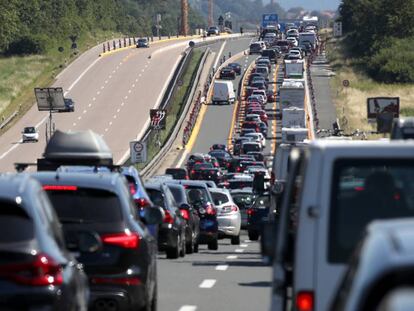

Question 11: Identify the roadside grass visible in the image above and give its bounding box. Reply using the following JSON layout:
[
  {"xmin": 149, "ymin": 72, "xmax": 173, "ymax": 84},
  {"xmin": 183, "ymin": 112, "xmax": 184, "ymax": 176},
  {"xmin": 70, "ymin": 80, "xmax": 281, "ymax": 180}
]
[
  {"xmin": 135, "ymin": 49, "xmax": 203, "ymax": 170},
  {"xmin": 0, "ymin": 30, "xmax": 121, "ymax": 133},
  {"xmin": 327, "ymin": 36, "xmax": 414, "ymax": 134}
]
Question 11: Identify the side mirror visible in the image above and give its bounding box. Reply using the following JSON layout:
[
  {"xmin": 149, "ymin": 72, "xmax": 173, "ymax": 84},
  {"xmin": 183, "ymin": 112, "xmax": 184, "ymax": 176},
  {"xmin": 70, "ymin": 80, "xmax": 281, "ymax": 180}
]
[
  {"xmin": 142, "ymin": 206, "xmax": 164, "ymax": 225},
  {"xmin": 260, "ymin": 220, "xmax": 278, "ymax": 265},
  {"xmin": 77, "ymin": 231, "xmax": 102, "ymax": 253}
]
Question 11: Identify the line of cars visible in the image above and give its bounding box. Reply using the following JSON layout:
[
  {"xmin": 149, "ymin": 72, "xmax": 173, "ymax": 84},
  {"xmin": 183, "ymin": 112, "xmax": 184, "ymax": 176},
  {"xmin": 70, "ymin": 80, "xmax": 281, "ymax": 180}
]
[{"xmin": 0, "ymin": 130, "xmax": 167, "ymax": 311}]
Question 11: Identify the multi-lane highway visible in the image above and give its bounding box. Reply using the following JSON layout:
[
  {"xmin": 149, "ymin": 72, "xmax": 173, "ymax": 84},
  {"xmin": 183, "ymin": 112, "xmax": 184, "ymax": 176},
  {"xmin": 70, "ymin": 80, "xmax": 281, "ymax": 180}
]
[{"xmin": 0, "ymin": 35, "xmax": 251, "ymax": 172}]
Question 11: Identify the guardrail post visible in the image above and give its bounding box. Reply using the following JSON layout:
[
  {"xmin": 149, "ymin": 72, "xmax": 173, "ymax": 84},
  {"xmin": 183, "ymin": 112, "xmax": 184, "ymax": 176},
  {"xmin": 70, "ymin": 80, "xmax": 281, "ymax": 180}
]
[
  {"xmin": 133, "ymin": 37, "xmax": 136, "ymax": 45},
  {"xmin": 123, "ymin": 38, "xmax": 126, "ymax": 47},
  {"xmin": 129, "ymin": 37, "xmax": 131, "ymax": 46},
  {"xmin": 103, "ymin": 44, "xmax": 106, "ymax": 53},
  {"xmin": 113, "ymin": 41, "xmax": 116, "ymax": 50},
  {"xmin": 168, "ymin": 33, "xmax": 171, "ymax": 39},
  {"xmin": 118, "ymin": 39, "xmax": 122, "ymax": 48}
]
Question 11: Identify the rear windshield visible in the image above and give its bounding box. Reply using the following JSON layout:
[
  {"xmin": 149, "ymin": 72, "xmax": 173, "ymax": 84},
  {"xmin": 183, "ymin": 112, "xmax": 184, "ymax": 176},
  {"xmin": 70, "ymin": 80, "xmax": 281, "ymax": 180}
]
[
  {"xmin": 168, "ymin": 186, "xmax": 186, "ymax": 204},
  {"xmin": 276, "ymin": 41, "xmax": 289, "ymax": 46},
  {"xmin": 0, "ymin": 200, "xmax": 34, "ymax": 243},
  {"xmin": 232, "ymin": 193, "xmax": 255, "ymax": 207},
  {"xmin": 329, "ymin": 160, "xmax": 414, "ymax": 263},
  {"xmin": 46, "ymin": 188, "xmax": 122, "ymax": 223},
  {"xmin": 229, "ymin": 180, "xmax": 253, "ymax": 190},
  {"xmin": 250, "ymin": 44, "xmax": 261, "ymax": 49},
  {"xmin": 185, "ymin": 186, "xmax": 210, "ymax": 205},
  {"xmin": 211, "ymin": 192, "xmax": 229, "ymax": 205},
  {"xmin": 146, "ymin": 189, "xmax": 165, "ymax": 208},
  {"xmin": 243, "ymin": 144, "xmax": 261, "ymax": 153},
  {"xmin": 166, "ymin": 169, "xmax": 187, "ymax": 179}
]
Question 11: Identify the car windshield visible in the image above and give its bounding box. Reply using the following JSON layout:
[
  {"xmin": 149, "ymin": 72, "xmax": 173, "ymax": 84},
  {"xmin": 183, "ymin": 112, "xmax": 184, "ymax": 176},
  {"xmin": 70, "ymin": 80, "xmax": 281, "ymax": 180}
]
[
  {"xmin": 232, "ymin": 193, "xmax": 255, "ymax": 207},
  {"xmin": 211, "ymin": 192, "xmax": 229, "ymax": 205},
  {"xmin": 228, "ymin": 180, "xmax": 253, "ymax": 190},
  {"xmin": 329, "ymin": 160, "xmax": 414, "ymax": 263},
  {"xmin": 45, "ymin": 187, "xmax": 123, "ymax": 223},
  {"xmin": 24, "ymin": 127, "xmax": 35, "ymax": 133},
  {"xmin": 0, "ymin": 200, "xmax": 34, "ymax": 243}
]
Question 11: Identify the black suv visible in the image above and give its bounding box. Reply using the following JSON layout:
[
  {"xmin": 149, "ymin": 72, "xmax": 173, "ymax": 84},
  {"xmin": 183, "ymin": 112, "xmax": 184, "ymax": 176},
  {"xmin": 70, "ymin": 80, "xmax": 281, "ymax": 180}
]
[
  {"xmin": 32, "ymin": 172, "xmax": 161, "ymax": 311},
  {"xmin": 0, "ymin": 174, "xmax": 89, "ymax": 310}
]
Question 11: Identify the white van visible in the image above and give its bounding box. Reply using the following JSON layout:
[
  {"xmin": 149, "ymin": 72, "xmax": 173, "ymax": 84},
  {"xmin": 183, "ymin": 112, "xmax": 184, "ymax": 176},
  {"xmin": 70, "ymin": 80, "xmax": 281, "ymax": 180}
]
[
  {"xmin": 271, "ymin": 140, "xmax": 414, "ymax": 311},
  {"xmin": 212, "ymin": 80, "xmax": 236, "ymax": 105}
]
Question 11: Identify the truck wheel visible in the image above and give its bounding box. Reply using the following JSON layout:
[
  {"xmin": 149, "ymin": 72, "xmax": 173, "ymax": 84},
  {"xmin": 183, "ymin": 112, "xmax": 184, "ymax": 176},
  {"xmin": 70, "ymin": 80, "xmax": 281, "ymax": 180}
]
[
  {"xmin": 231, "ymin": 235, "xmax": 240, "ymax": 245},
  {"xmin": 208, "ymin": 239, "xmax": 218, "ymax": 250},
  {"xmin": 248, "ymin": 230, "xmax": 260, "ymax": 241}
]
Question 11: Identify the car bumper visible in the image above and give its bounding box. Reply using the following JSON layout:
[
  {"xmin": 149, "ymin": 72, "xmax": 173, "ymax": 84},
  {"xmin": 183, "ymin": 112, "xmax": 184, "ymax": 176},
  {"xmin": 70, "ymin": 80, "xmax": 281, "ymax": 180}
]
[
  {"xmin": 158, "ymin": 225, "xmax": 178, "ymax": 250},
  {"xmin": 89, "ymin": 285, "xmax": 146, "ymax": 311},
  {"xmin": 217, "ymin": 214, "xmax": 241, "ymax": 237}
]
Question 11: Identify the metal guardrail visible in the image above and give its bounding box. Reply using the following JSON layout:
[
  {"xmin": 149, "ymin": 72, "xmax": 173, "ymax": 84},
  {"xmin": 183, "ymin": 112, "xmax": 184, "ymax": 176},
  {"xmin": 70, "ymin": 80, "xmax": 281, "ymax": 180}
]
[
  {"xmin": 0, "ymin": 111, "xmax": 18, "ymax": 130},
  {"xmin": 141, "ymin": 48, "xmax": 210, "ymax": 177}
]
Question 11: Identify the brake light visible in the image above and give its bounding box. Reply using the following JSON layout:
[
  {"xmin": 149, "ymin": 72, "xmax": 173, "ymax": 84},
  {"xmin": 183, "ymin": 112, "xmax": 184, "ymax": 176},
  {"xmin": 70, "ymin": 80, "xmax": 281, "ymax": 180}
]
[
  {"xmin": 354, "ymin": 186, "xmax": 364, "ymax": 192},
  {"xmin": 0, "ymin": 254, "xmax": 63, "ymax": 286},
  {"xmin": 128, "ymin": 182, "xmax": 137, "ymax": 195},
  {"xmin": 91, "ymin": 276, "xmax": 141, "ymax": 286},
  {"xmin": 135, "ymin": 198, "xmax": 150, "ymax": 208},
  {"xmin": 191, "ymin": 170, "xmax": 196, "ymax": 175},
  {"xmin": 43, "ymin": 185, "xmax": 77, "ymax": 191},
  {"xmin": 296, "ymin": 291, "xmax": 314, "ymax": 311},
  {"xmin": 205, "ymin": 203, "xmax": 216, "ymax": 216},
  {"xmin": 247, "ymin": 208, "xmax": 255, "ymax": 216},
  {"xmin": 180, "ymin": 209, "xmax": 190, "ymax": 220},
  {"xmin": 163, "ymin": 210, "xmax": 174, "ymax": 224},
  {"xmin": 101, "ymin": 232, "xmax": 140, "ymax": 249},
  {"xmin": 236, "ymin": 166, "xmax": 241, "ymax": 172}
]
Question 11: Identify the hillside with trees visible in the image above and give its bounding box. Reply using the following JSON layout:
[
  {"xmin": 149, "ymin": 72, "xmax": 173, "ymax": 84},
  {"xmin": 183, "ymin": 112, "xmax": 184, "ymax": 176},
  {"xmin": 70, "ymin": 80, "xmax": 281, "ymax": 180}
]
[
  {"xmin": 0, "ymin": 0, "xmax": 204, "ymax": 56},
  {"xmin": 338, "ymin": 0, "xmax": 414, "ymax": 83}
]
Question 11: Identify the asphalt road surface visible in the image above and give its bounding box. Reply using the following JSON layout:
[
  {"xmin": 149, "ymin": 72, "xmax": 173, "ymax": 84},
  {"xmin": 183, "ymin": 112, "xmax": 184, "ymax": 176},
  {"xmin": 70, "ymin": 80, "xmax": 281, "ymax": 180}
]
[{"xmin": 0, "ymin": 35, "xmax": 250, "ymax": 172}]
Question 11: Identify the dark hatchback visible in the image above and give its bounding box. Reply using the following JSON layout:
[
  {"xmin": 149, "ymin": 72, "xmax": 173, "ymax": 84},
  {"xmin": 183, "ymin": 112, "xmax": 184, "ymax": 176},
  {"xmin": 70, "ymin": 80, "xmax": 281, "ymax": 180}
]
[
  {"xmin": 208, "ymin": 150, "xmax": 232, "ymax": 168},
  {"xmin": 231, "ymin": 189, "xmax": 256, "ymax": 228},
  {"xmin": 219, "ymin": 67, "xmax": 236, "ymax": 80},
  {"xmin": 247, "ymin": 193, "xmax": 270, "ymax": 240},
  {"xmin": 32, "ymin": 172, "xmax": 160, "ymax": 311},
  {"xmin": 228, "ymin": 63, "xmax": 242, "ymax": 75},
  {"xmin": 165, "ymin": 183, "xmax": 200, "ymax": 253},
  {"xmin": 0, "ymin": 174, "xmax": 89, "ymax": 311},
  {"xmin": 145, "ymin": 183, "xmax": 187, "ymax": 259}
]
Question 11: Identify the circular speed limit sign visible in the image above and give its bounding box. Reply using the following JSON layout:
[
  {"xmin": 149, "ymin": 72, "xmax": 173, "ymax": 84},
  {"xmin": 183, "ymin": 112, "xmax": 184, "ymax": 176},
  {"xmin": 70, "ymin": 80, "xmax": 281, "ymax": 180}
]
[
  {"xmin": 133, "ymin": 142, "xmax": 144, "ymax": 153},
  {"xmin": 342, "ymin": 79, "xmax": 350, "ymax": 87}
]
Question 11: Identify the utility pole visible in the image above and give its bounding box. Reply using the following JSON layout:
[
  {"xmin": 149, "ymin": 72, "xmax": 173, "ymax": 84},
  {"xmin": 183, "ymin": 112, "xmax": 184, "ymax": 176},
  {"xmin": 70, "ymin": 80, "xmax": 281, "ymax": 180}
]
[
  {"xmin": 208, "ymin": 0, "xmax": 213, "ymax": 27},
  {"xmin": 181, "ymin": 0, "xmax": 189, "ymax": 36}
]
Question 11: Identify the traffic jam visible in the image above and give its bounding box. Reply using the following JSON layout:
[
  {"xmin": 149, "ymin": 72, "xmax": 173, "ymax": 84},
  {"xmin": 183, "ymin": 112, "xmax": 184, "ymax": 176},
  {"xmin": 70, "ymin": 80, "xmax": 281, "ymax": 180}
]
[{"xmin": 1, "ymin": 15, "xmax": 414, "ymax": 311}]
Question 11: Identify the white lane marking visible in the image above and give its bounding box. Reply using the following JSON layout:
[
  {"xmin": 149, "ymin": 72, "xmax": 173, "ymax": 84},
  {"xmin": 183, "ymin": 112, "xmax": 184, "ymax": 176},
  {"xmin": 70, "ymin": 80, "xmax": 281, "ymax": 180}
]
[
  {"xmin": 235, "ymin": 249, "xmax": 245, "ymax": 253},
  {"xmin": 212, "ymin": 41, "xmax": 227, "ymax": 70},
  {"xmin": 77, "ymin": 116, "xmax": 82, "ymax": 120},
  {"xmin": 92, "ymin": 97, "xmax": 96, "ymax": 101},
  {"xmin": 117, "ymin": 54, "xmax": 182, "ymax": 165},
  {"xmin": 109, "ymin": 75, "xmax": 112, "ymax": 79},
  {"xmin": 136, "ymin": 78, "xmax": 139, "ymax": 82},
  {"xmin": 141, "ymin": 69, "xmax": 145, "ymax": 72},
  {"xmin": 215, "ymin": 265, "xmax": 229, "ymax": 271},
  {"xmin": 109, "ymin": 121, "xmax": 113, "ymax": 126},
  {"xmin": 117, "ymin": 108, "xmax": 120, "ymax": 113},
  {"xmin": 227, "ymin": 255, "xmax": 238, "ymax": 260},
  {"xmin": 105, "ymin": 128, "xmax": 108, "ymax": 132},
  {"xmin": 88, "ymin": 103, "xmax": 92, "ymax": 107},
  {"xmin": 83, "ymin": 110, "xmax": 87, "ymax": 114},
  {"xmin": 101, "ymin": 86, "xmax": 104, "ymax": 89},
  {"xmin": 121, "ymin": 102, "xmax": 125, "ymax": 106},
  {"xmin": 124, "ymin": 96, "xmax": 128, "ymax": 99},
  {"xmin": 132, "ymin": 84, "xmax": 135, "ymax": 88},
  {"xmin": 65, "ymin": 57, "xmax": 101, "ymax": 94},
  {"xmin": 244, "ymin": 240, "xmax": 250, "ymax": 243},
  {"xmin": 138, "ymin": 74, "xmax": 142, "ymax": 77},
  {"xmin": 97, "ymin": 91, "xmax": 100, "ymax": 95},
  {"xmin": 73, "ymin": 122, "xmax": 77, "ymax": 126},
  {"xmin": 116, "ymin": 66, "xmax": 119, "ymax": 69},
  {"xmin": 128, "ymin": 90, "xmax": 131, "ymax": 93},
  {"xmin": 112, "ymin": 70, "xmax": 115, "ymax": 74},
  {"xmin": 105, "ymin": 80, "xmax": 108, "ymax": 84},
  {"xmin": 178, "ymin": 306, "xmax": 197, "ymax": 311},
  {"xmin": 199, "ymin": 279, "xmax": 216, "ymax": 289},
  {"xmin": 176, "ymin": 149, "xmax": 188, "ymax": 168},
  {"xmin": 240, "ymin": 244, "xmax": 248, "ymax": 248},
  {"xmin": 113, "ymin": 115, "xmax": 117, "ymax": 119}
]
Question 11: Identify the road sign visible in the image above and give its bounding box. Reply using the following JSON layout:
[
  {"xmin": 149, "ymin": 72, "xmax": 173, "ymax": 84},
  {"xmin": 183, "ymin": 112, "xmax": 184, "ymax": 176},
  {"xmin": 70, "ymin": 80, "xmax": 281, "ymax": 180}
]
[
  {"xmin": 150, "ymin": 109, "xmax": 167, "ymax": 129},
  {"xmin": 130, "ymin": 141, "xmax": 147, "ymax": 163},
  {"xmin": 35, "ymin": 87, "xmax": 66, "ymax": 111},
  {"xmin": 334, "ymin": 22, "xmax": 342, "ymax": 37},
  {"xmin": 342, "ymin": 79, "xmax": 350, "ymax": 87},
  {"xmin": 262, "ymin": 14, "xmax": 279, "ymax": 28},
  {"xmin": 367, "ymin": 97, "xmax": 400, "ymax": 120}
]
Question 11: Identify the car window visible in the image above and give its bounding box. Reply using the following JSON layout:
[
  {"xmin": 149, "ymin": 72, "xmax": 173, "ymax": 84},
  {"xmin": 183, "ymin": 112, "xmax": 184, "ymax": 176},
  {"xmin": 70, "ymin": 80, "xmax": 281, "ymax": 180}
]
[
  {"xmin": 232, "ymin": 193, "xmax": 255, "ymax": 207},
  {"xmin": 45, "ymin": 187, "xmax": 123, "ymax": 223},
  {"xmin": 211, "ymin": 192, "xmax": 229, "ymax": 205},
  {"xmin": 147, "ymin": 188, "xmax": 165, "ymax": 208},
  {"xmin": 253, "ymin": 195, "xmax": 270, "ymax": 208},
  {"xmin": 0, "ymin": 200, "xmax": 34, "ymax": 243},
  {"xmin": 185, "ymin": 186, "xmax": 209, "ymax": 205},
  {"xmin": 329, "ymin": 160, "xmax": 414, "ymax": 263}
]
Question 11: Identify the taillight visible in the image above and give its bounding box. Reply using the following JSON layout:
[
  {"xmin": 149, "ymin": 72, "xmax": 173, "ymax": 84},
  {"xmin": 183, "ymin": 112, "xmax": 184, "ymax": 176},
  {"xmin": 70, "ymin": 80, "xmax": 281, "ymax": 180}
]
[
  {"xmin": 296, "ymin": 291, "xmax": 314, "ymax": 311},
  {"xmin": 247, "ymin": 208, "xmax": 255, "ymax": 216},
  {"xmin": 91, "ymin": 276, "xmax": 141, "ymax": 286},
  {"xmin": 128, "ymin": 182, "xmax": 137, "ymax": 195},
  {"xmin": 222, "ymin": 205, "xmax": 238, "ymax": 213},
  {"xmin": 191, "ymin": 170, "xmax": 196, "ymax": 175},
  {"xmin": 135, "ymin": 198, "xmax": 150, "ymax": 208},
  {"xmin": 101, "ymin": 231, "xmax": 140, "ymax": 249},
  {"xmin": 205, "ymin": 203, "xmax": 216, "ymax": 216},
  {"xmin": 43, "ymin": 185, "xmax": 77, "ymax": 191},
  {"xmin": 163, "ymin": 210, "xmax": 174, "ymax": 224},
  {"xmin": 236, "ymin": 166, "xmax": 241, "ymax": 172},
  {"xmin": 180, "ymin": 209, "xmax": 190, "ymax": 220},
  {"xmin": 0, "ymin": 254, "xmax": 63, "ymax": 286}
]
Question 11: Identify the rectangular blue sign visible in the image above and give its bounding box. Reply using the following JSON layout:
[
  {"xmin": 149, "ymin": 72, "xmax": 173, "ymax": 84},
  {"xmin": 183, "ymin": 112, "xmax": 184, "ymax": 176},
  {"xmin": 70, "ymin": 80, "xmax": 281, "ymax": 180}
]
[{"xmin": 262, "ymin": 14, "xmax": 279, "ymax": 27}]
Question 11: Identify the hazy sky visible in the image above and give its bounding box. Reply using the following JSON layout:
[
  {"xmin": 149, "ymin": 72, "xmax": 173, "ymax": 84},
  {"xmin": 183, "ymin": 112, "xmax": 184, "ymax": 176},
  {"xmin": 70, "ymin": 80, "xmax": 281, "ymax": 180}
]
[{"xmin": 267, "ymin": 0, "xmax": 341, "ymax": 11}]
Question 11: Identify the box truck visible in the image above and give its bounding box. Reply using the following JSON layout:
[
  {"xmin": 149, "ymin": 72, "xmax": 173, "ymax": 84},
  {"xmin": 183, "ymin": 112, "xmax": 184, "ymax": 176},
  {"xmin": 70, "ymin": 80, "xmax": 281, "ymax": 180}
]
[{"xmin": 279, "ymin": 79, "xmax": 305, "ymax": 109}]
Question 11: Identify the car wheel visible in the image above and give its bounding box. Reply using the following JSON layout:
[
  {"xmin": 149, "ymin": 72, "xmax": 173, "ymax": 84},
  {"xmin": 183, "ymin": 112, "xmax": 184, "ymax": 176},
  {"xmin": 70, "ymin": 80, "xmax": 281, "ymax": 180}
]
[
  {"xmin": 166, "ymin": 235, "xmax": 179, "ymax": 259},
  {"xmin": 179, "ymin": 234, "xmax": 186, "ymax": 257},
  {"xmin": 193, "ymin": 243, "xmax": 199, "ymax": 253},
  {"xmin": 231, "ymin": 234, "xmax": 240, "ymax": 245},
  {"xmin": 248, "ymin": 230, "xmax": 260, "ymax": 241},
  {"xmin": 186, "ymin": 235, "xmax": 194, "ymax": 254},
  {"xmin": 208, "ymin": 239, "xmax": 218, "ymax": 250}
]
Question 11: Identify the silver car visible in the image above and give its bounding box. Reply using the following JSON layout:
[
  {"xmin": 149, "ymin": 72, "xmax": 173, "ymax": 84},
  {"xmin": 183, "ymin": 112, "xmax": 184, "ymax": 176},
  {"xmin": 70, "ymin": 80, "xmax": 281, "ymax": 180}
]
[{"xmin": 209, "ymin": 188, "xmax": 241, "ymax": 245}]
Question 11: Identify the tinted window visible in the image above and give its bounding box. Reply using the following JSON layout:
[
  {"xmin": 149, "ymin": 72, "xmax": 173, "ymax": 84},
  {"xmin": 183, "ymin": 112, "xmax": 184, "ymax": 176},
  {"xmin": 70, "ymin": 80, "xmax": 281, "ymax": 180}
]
[
  {"xmin": 229, "ymin": 180, "xmax": 253, "ymax": 190},
  {"xmin": 185, "ymin": 186, "xmax": 210, "ymax": 205},
  {"xmin": 168, "ymin": 186, "xmax": 186, "ymax": 204},
  {"xmin": 329, "ymin": 160, "xmax": 414, "ymax": 263},
  {"xmin": 146, "ymin": 189, "xmax": 165, "ymax": 208},
  {"xmin": 232, "ymin": 193, "xmax": 255, "ymax": 208},
  {"xmin": 243, "ymin": 144, "xmax": 261, "ymax": 153},
  {"xmin": 0, "ymin": 201, "xmax": 34, "ymax": 243},
  {"xmin": 166, "ymin": 169, "xmax": 187, "ymax": 179},
  {"xmin": 211, "ymin": 192, "xmax": 229, "ymax": 205},
  {"xmin": 45, "ymin": 188, "xmax": 122, "ymax": 223}
]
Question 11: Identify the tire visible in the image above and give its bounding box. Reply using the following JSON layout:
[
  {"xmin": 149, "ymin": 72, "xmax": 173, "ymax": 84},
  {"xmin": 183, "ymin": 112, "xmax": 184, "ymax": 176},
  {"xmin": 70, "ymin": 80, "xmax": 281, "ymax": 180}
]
[
  {"xmin": 231, "ymin": 234, "xmax": 240, "ymax": 245},
  {"xmin": 179, "ymin": 234, "xmax": 186, "ymax": 257},
  {"xmin": 193, "ymin": 243, "xmax": 199, "ymax": 253},
  {"xmin": 208, "ymin": 239, "xmax": 218, "ymax": 250},
  {"xmin": 166, "ymin": 235, "xmax": 179, "ymax": 259},
  {"xmin": 248, "ymin": 230, "xmax": 260, "ymax": 241},
  {"xmin": 186, "ymin": 237, "xmax": 193, "ymax": 254}
]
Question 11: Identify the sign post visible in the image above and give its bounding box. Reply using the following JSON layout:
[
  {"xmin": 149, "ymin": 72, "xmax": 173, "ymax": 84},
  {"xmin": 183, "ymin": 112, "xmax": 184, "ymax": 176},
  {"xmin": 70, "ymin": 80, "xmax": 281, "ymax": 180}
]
[{"xmin": 130, "ymin": 141, "xmax": 147, "ymax": 164}]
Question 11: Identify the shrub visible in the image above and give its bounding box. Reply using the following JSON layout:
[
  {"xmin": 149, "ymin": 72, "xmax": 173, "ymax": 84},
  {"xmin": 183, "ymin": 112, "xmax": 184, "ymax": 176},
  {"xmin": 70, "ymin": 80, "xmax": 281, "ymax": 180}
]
[
  {"xmin": 368, "ymin": 37, "xmax": 414, "ymax": 83},
  {"xmin": 6, "ymin": 34, "xmax": 49, "ymax": 55}
]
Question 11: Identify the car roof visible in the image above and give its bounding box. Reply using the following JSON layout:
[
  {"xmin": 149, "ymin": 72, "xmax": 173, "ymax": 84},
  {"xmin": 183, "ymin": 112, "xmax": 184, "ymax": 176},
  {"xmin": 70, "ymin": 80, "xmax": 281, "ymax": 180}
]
[
  {"xmin": 0, "ymin": 174, "xmax": 41, "ymax": 200},
  {"xmin": 30, "ymin": 171, "xmax": 124, "ymax": 191},
  {"xmin": 310, "ymin": 139, "xmax": 414, "ymax": 154}
]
